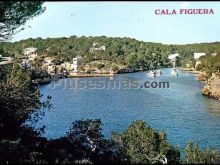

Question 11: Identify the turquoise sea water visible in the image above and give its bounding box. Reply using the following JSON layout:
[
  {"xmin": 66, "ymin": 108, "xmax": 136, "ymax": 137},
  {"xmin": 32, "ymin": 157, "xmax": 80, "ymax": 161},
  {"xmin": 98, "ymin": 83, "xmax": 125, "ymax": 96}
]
[{"xmin": 34, "ymin": 68, "xmax": 220, "ymax": 152}]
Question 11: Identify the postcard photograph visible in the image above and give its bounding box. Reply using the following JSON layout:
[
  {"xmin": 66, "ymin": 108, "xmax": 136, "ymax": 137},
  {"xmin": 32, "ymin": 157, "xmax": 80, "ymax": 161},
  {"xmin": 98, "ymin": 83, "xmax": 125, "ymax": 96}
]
[{"xmin": 0, "ymin": 1, "xmax": 220, "ymax": 164}]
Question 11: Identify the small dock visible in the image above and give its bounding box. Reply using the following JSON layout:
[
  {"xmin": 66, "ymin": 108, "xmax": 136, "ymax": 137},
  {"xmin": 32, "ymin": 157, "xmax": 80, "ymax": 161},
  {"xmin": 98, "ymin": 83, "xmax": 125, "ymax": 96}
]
[{"xmin": 67, "ymin": 73, "xmax": 114, "ymax": 78}]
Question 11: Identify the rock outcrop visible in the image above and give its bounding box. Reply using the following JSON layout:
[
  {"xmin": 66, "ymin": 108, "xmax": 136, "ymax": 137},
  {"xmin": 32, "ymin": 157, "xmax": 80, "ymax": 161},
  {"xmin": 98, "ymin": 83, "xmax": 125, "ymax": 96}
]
[
  {"xmin": 197, "ymin": 72, "xmax": 209, "ymax": 81},
  {"xmin": 202, "ymin": 73, "xmax": 220, "ymax": 100},
  {"xmin": 32, "ymin": 77, "xmax": 52, "ymax": 85}
]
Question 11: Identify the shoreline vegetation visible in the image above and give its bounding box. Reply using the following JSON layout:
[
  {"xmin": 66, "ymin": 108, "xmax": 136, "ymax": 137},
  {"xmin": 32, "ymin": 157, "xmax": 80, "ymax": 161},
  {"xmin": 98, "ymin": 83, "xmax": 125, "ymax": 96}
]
[
  {"xmin": 2, "ymin": 34, "xmax": 220, "ymax": 101},
  {"xmin": 1, "ymin": 34, "xmax": 220, "ymax": 100}
]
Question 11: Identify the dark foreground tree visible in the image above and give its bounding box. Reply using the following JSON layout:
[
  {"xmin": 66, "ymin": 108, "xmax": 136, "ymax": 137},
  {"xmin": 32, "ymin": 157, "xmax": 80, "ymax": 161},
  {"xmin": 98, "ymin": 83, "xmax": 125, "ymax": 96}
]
[
  {"xmin": 0, "ymin": 1, "xmax": 46, "ymax": 137},
  {"xmin": 65, "ymin": 119, "xmax": 124, "ymax": 164},
  {"xmin": 0, "ymin": 64, "xmax": 41, "ymax": 138},
  {"xmin": 0, "ymin": 1, "xmax": 45, "ymax": 41},
  {"xmin": 112, "ymin": 120, "xmax": 180, "ymax": 164},
  {"xmin": 183, "ymin": 142, "xmax": 219, "ymax": 164}
]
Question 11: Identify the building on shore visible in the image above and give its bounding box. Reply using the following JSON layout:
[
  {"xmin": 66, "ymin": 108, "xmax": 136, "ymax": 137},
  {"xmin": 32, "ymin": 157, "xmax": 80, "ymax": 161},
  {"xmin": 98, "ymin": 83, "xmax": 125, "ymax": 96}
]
[
  {"xmin": 193, "ymin": 53, "xmax": 206, "ymax": 69},
  {"xmin": 72, "ymin": 56, "xmax": 83, "ymax": 73},
  {"xmin": 23, "ymin": 47, "xmax": 38, "ymax": 61},
  {"xmin": 211, "ymin": 52, "xmax": 218, "ymax": 57},
  {"xmin": 47, "ymin": 65, "xmax": 56, "ymax": 74},
  {"xmin": 168, "ymin": 53, "xmax": 180, "ymax": 67},
  {"xmin": 21, "ymin": 47, "xmax": 38, "ymax": 68},
  {"xmin": 89, "ymin": 43, "xmax": 106, "ymax": 53},
  {"xmin": 193, "ymin": 53, "xmax": 206, "ymax": 60},
  {"xmin": 41, "ymin": 57, "xmax": 55, "ymax": 74},
  {"xmin": 0, "ymin": 55, "xmax": 12, "ymax": 61},
  {"xmin": 61, "ymin": 62, "xmax": 74, "ymax": 71},
  {"xmin": 0, "ymin": 55, "xmax": 13, "ymax": 65}
]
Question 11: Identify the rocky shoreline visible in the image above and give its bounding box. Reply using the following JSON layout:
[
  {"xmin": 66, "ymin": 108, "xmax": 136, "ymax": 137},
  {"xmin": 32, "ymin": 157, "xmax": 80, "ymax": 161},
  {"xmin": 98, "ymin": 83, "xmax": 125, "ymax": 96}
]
[
  {"xmin": 201, "ymin": 73, "xmax": 220, "ymax": 100},
  {"xmin": 182, "ymin": 68, "xmax": 220, "ymax": 100},
  {"xmin": 32, "ymin": 77, "xmax": 52, "ymax": 85}
]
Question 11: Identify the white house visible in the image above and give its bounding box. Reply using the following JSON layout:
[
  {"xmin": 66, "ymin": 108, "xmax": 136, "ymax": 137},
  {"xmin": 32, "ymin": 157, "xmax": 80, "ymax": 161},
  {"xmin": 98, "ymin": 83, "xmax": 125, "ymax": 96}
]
[
  {"xmin": 41, "ymin": 57, "xmax": 56, "ymax": 73},
  {"xmin": 0, "ymin": 54, "xmax": 13, "ymax": 65},
  {"xmin": 47, "ymin": 65, "xmax": 55, "ymax": 74},
  {"xmin": 168, "ymin": 53, "xmax": 180, "ymax": 67},
  {"xmin": 93, "ymin": 43, "xmax": 98, "ymax": 46},
  {"xmin": 72, "ymin": 56, "xmax": 83, "ymax": 72},
  {"xmin": 0, "ymin": 54, "xmax": 12, "ymax": 61},
  {"xmin": 23, "ymin": 47, "xmax": 38, "ymax": 61},
  {"xmin": 89, "ymin": 43, "xmax": 106, "ymax": 52},
  {"xmin": 61, "ymin": 62, "xmax": 74, "ymax": 71},
  {"xmin": 194, "ymin": 53, "xmax": 205, "ymax": 60},
  {"xmin": 42, "ymin": 57, "xmax": 54, "ymax": 67},
  {"xmin": 211, "ymin": 52, "xmax": 217, "ymax": 57},
  {"xmin": 168, "ymin": 53, "xmax": 180, "ymax": 60}
]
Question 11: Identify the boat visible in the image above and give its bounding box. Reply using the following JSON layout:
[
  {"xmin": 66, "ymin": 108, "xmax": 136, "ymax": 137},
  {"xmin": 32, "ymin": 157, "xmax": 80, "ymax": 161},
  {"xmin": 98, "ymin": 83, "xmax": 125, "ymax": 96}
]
[
  {"xmin": 147, "ymin": 63, "xmax": 156, "ymax": 77},
  {"xmin": 170, "ymin": 56, "xmax": 179, "ymax": 76},
  {"xmin": 147, "ymin": 70, "xmax": 156, "ymax": 77},
  {"xmin": 171, "ymin": 68, "xmax": 178, "ymax": 76},
  {"xmin": 156, "ymin": 63, "xmax": 162, "ymax": 76}
]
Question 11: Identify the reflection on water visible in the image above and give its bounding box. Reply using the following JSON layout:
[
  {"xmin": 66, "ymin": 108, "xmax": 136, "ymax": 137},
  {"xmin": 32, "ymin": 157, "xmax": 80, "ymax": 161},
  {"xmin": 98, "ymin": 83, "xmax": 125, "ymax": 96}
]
[
  {"xmin": 34, "ymin": 68, "xmax": 220, "ymax": 153},
  {"xmin": 205, "ymin": 99, "xmax": 220, "ymax": 116}
]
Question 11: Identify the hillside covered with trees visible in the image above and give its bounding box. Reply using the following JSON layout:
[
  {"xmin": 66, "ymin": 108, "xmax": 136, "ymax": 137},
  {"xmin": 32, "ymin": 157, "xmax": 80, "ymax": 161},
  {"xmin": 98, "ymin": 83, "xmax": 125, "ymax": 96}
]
[{"xmin": 1, "ymin": 36, "xmax": 220, "ymax": 70}]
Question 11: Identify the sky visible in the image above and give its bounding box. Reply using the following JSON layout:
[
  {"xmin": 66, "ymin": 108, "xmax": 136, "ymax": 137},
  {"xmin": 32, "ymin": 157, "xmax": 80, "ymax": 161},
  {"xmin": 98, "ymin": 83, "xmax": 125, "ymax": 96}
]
[{"xmin": 12, "ymin": 1, "xmax": 220, "ymax": 44}]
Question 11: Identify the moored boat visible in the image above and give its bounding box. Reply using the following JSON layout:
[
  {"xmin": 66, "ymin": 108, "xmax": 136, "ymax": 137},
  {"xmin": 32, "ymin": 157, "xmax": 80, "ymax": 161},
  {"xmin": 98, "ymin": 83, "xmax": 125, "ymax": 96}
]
[
  {"xmin": 171, "ymin": 68, "xmax": 178, "ymax": 76},
  {"xmin": 156, "ymin": 63, "xmax": 162, "ymax": 76},
  {"xmin": 147, "ymin": 70, "xmax": 156, "ymax": 77},
  {"xmin": 147, "ymin": 63, "xmax": 156, "ymax": 77}
]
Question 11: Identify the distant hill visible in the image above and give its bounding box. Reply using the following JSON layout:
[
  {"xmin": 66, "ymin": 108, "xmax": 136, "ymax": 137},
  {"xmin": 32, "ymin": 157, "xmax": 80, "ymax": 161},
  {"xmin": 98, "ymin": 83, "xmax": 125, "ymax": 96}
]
[{"xmin": 0, "ymin": 36, "xmax": 220, "ymax": 69}]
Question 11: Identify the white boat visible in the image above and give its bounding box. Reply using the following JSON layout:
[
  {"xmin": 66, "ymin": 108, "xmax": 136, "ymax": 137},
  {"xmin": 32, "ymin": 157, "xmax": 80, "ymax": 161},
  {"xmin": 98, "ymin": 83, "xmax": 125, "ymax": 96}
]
[
  {"xmin": 171, "ymin": 68, "xmax": 178, "ymax": 76},
  {"xmin": 147, "ymin": 63, "xmax": 156, "ymax": 77},
  {"xmin": 147, "ymin": 70, "xmax": 156, "ymax": 77}
]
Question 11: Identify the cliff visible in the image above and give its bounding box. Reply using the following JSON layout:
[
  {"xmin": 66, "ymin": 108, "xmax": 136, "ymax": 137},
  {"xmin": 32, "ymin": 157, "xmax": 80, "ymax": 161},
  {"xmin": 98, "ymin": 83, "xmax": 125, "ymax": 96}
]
[{"xmin": 202, "ymin": 73, "xmax": 220, "ymax": 100}]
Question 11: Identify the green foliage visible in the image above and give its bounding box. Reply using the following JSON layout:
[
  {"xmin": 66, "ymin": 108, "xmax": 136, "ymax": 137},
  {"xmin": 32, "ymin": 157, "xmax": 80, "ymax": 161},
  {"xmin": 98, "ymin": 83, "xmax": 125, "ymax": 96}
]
[
  {"xmin": 66, "ymin": 119, "xmax": 103, "ymax": 145},
  {"xmin": 0, "ymin": 37, "xmax": 179, "ymax": 69},
  {"xmin": 112, "ymin": 120, "xmax": 180, "ymax": 164},
  {"xmin": 0, "ymin": 1, "xmax": 45, "ymax": 41},
  {"xmin": 27, "ymin": 67, "xmax": 51, "ymax": 85},
  {"xmin": 28, "ymin": 67, "xmax": 49, "ymax": 80},
  {"xmin": 0, "ymin": 63, "xmax": 12, "ymax": 80},
  {"xmin": 66, "ymin": 119, "xmax": 122, "ymax": 163},
  {"xmin": 0, "ymin": 64, "xmax": 42, "ymax": 138},
  {"xmin": 96, "ymin": 63, "xmax": 105, "ymax": 70},
  {"xmin": 52, "ymin": 57, "xmax": 64, "ymax": 65},
  {"xmin": 125, "ymin": 53, "xmax": 138, "ymax": 68},
  {"xmin": 196, "ymin": 54, "xmax": 220, "ymax": 74},
  {"xmin": 0, "ymin": 47, "xmax": 4, "ymax": 54},
  {"xmin": 111, "ymin": 64, "xmax": 119, "ymax": 71},
  {"xmin": 183, "ymin": 142, "xmax": 220, "ymax": 164},
  {"xmin": 2, "ymin": 35, "xmax": 220, "ymax": 71},
  {"xmin": 195, "ymin": 63, "xmax": 205, "ymax": 71}
]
